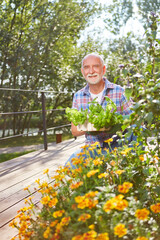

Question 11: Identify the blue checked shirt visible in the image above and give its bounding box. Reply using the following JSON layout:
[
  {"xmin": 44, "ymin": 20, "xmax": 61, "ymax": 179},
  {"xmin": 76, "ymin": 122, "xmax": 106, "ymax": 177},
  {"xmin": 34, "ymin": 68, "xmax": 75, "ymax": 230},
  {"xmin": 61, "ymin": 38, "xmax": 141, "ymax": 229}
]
[{"xmin": 72, "ymin": 78, "xmax": 133, "ymax": 146}]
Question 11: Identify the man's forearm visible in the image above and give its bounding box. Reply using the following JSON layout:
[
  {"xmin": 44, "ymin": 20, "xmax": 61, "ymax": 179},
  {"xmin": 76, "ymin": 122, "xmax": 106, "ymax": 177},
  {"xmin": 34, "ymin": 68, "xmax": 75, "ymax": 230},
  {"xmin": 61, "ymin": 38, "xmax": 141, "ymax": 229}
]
[{"xmin": 71, "ymin": 123, "xmax": 85, "ymax": 137}]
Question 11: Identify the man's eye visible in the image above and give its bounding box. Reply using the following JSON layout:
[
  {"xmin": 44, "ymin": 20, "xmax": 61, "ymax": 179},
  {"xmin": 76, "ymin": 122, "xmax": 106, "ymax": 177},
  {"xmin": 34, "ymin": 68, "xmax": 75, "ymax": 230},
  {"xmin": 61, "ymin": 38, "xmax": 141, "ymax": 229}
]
[
  {"xmin": 83, "ymin": 66, "xmax": 89, "ymax": 70},
  {"xmin": 94, "ymin": 65, "xmax": 100, "ymax": 68}
]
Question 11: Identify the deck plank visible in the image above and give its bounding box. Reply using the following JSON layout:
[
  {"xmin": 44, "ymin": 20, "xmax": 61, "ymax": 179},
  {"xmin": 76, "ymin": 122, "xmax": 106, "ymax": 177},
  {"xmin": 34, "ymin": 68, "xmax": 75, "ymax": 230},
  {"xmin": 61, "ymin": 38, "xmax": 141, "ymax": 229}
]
[{"xmin": 0, "ymin": 136, "xmax": 85, "ymax": 240}]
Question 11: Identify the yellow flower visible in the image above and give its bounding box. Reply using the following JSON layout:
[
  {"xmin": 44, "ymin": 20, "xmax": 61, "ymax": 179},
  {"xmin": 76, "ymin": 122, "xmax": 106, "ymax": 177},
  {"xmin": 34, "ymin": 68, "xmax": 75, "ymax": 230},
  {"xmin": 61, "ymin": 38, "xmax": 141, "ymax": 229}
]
[
  {"xmin": 115, "ymin": 170, "xmax": 125, "ymax": 175},
  {"xmin": 118, "ymin": 182, "xmax": 133, "ymax": 194},
  {"xmin": 52, "ymin": 174, "xmax": 65, "ymax": 181},
  {"xmin": 154, "ymin": 155, "xmax": 159, "ymax": 160},
  {"xmin": 120, "ymin": 148, "xmax": 132, "ymax": 155},
  {"xmin": 91, "ymin": 142, "xmax": 100, "ymax": 147},
  {"xmin": 43, "ymin": 168, "xmax": 49, "ymax": 174},
  {"xmin": 87, "ymin": 169, "xmax": 99, "ymax": 178},
  {"xmin": 150, "ymin": 203, "xmax": 160, "ymax": 213},
  {"xmin": 53, "ymin": 210, "xmax": 65, "ymax": 218},
  {"xmin": 88, "ymin": 224, "xmax": 95, "ymax": 230},
  {"xmin": 136, "ymin": 237, "xmax": 149, "ymax": 240},
  {"xmin": 103, "ymin": 199, "xmax": 116, "ymax": 212},
  {"xmin": 60, "ymin": 216, "xmax": 71, "ymax": 226},
  {"xmin": 135, "ymin": 208, "xmax": 150, "ymax": 220},
  {"xmin": 50, "ymin": 220, "xmax": 59, "ymax": 227},
  {"xmin": 85, "ymin": 191, "xmax": 98, "ymax": 198},
  {"xmin": 35, "ymin": 178, "xmax": 40, "ymax": 184},
  {"xmin": 115, "ymin": 199, "xmax": 128, "ymax": 211},
  {"xmin": 43, "ymin": 226, "xmax": 50, "ymax": 239},
  {"xmin": 93, "ymin": 158, "xmax": 103, "ymax": 166},
  {"xmin": 70, "ymin": 181, "xmax": 83, "ymax": 190},
  {"xmin": 78, "ymin": 213, "xmax": 91, "ymax": 222},
  {"xmin": 48, "ymin": 197, "xmax": 58, "ymax": 207},
  {"xmin": 104, "ymin": 138, "xmax": 113, "ymax": 143},
  {"xmin": 139, "ymin": 155, "xmax": 145, "ymax": 161},
  {"xmin": 24, "ymin": 185, "xmax": 30, "ymax": 191},
  {"xmin": 83, "ymin": 230, "xmax": 97, "ymax": 239},
  {"xmin": 110, "ymin": 160, "xmax": 116, "ymax": 166},
  {"xmin": 72, "ymin": 158, "xmax": 83, "ymax": 165},
  {"xmin": 40, "ymin": 196, "xmax": 50, "ymax": 205},
  {"xmin": 98, "ymin": 173, "xmax": 108, "ymax": 179},
  {"xmin": 114, "ymin": 223, "xmax": 127, "ymax": 238},
  {"xmin": 97, "ymin": 233, "xmax": 109, "ymax": 240},
  {"xmin": 81, "ymin": 144, "xmax": 89, "ymax": 149}
]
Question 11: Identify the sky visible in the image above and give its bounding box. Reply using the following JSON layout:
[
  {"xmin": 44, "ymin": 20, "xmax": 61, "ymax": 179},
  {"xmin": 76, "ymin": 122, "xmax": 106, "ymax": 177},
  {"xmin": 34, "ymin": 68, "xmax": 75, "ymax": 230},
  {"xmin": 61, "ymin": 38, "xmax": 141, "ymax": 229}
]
[{"xmin": 78, "ymin": 0, "xmax": 145, "ymax": 47}]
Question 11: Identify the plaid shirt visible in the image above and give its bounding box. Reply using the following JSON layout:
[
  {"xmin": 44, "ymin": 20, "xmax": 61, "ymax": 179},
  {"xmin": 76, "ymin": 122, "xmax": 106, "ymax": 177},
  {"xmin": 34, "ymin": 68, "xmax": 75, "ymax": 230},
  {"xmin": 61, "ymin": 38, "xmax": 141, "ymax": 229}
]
[{"xmin": 72, "ymin": 78, "xmax": 133, "ymax": 146}]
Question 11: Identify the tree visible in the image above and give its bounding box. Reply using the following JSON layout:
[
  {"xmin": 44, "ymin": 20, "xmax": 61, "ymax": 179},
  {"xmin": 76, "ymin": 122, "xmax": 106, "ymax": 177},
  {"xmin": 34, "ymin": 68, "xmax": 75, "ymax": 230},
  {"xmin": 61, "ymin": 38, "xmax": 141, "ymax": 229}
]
[{"xmin": 0, "ymin": 0, "xmax": 100, "ymax": 136}]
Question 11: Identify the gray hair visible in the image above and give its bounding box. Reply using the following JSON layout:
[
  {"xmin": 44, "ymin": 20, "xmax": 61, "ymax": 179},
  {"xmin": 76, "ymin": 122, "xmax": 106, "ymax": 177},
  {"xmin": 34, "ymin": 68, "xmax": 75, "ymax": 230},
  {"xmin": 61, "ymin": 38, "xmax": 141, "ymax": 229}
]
[{"xmin": 81, "ymin": 53, "xmax": 104, "ymax": 68}]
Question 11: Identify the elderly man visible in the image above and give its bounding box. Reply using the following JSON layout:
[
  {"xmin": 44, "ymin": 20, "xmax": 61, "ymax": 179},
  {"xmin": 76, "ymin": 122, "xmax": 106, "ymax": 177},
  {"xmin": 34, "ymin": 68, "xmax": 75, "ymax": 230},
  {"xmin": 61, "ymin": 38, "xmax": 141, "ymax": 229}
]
[{"xmin": 65, "ymin": 53, "xmax": 135, "ymax": 168}]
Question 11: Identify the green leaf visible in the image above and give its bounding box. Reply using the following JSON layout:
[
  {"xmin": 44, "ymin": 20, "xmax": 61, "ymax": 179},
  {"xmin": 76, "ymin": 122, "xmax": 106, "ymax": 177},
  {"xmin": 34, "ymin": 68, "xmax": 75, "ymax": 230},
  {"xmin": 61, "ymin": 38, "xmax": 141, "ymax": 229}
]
[{"xmin": 125, "ymin": 87, "xmax": 132, "ymax": 101}]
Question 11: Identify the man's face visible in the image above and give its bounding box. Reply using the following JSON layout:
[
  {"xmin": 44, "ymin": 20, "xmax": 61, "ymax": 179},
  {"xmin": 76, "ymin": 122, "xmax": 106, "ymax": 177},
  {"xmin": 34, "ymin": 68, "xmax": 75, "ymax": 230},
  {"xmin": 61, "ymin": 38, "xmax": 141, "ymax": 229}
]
[{"xmin": 81, "ymin": 55, "xmax": 106, "ymax": 85}]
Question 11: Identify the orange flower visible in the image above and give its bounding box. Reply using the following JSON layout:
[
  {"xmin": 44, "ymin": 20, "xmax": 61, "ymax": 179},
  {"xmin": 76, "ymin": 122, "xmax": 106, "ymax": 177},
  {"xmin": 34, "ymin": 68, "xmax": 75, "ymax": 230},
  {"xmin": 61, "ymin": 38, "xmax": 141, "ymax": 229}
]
[
  {"xmin": 87, "ymin": 169, "xmax": 99, "ymax": 178},
  {"xmin": 120, "ymin": 148, "xmax": 132, "ymax": 155},
  {"xmin": 118, "ymin": 182, "xmax": 133, "ymax": 194},
  {"xmin": 48, "ymin": 198, "xmax": 58, "ymax": 207},
  {"xmin": 60, "ymin": 216, "xmax": 71, "ymax": 226},
  {"xmin": 115, "ymin": 170, "xmax": 125, "ymax": 175},
  {"xmin": 104, "ymin": 138, "xmax": 113, "ymax": 143},
  {"xmin": 136, "ymin": 237, "xmax": 149, "ymax": 240},
  {"xmin": 139, "ymin": 155, "xmax": 145, "ymax": 161},
  {"xmin": 135, "ymin": 208, "xmax": 150, "ymax": 220},
  {"xmin": 43, "ymin": 168, "xmax": 49, "ymax": 174},
  {"xmin": 103, "ymin": 199, "xmax": 116, "ymax": 212},
  {"xmin": 41, "ymin": 196, "xmax": 50, "ymax": 205},
  {"xmin": 114, "ymin": 223, "xmax": 127, "ymax": 238},
  {"xmin": 85, "ymin": 191, "xmax": 98, "ymax": 198},
  {"xmin": 24, "ymin": 185, "xmax": 30, "ymax": 191},
  {"xmin": 78, "ymin": 213, "xmax": 91, "ymax": 222},
  {"xmin": 110, "ymin": 160, "xmax": 116, "ymax": 166},
  {"xmin": 150, "ymin": 203, "xmax": 160, "ymax": 213},
  {"xmin": 70, "ymin": 181, "xmax": 83, "ymax": 190},
  {"xmin": 83, "ymin": 230, "xmax": 97, "ymax": 239},
  {"xmin": 96, "ymin": 233, "xmax": 109, "ymax": 240},
  {"xmin": 43, "ymin": 226, "xmax": 50, "ymax": 239},
  {"xmin": 53, "ymin": 210, "xmax": 65, "ymax": 218},
  {"xmin": 88, "ymin": 225, "xmax": 95, "ymax": 230},
  {"xmin": 93, "ymin": 159, "xmax": 103, "ymax": 166},
  {"xmin": 72, "ymin": 158, "xmax": 83, "ymax": 165},
  {"xmin": 98, "ymin": 173, "xmax": 108, "ymax": 179},
  {"xmin": 115, "ymin": 199, "xmax": 128, "ymax": 211},
  {"xmin": 50, "ymin": 220, "xmax": 59, "ymax": 227}
]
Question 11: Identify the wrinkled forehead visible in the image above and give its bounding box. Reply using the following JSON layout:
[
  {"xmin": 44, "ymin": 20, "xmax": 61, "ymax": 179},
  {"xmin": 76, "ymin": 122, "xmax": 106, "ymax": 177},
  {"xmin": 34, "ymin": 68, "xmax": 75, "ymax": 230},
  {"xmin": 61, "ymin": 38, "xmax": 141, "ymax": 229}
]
[{"xmin": 82, "ymin": 54, "xmax": 104, "ymax": 67}]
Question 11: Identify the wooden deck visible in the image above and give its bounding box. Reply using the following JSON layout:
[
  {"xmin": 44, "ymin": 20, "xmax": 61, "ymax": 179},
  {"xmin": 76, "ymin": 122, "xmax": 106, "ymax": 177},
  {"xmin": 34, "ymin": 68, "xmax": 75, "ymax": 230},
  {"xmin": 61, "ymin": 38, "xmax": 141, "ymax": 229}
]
[{"xmin": 0, "ymin": 136, "xmax": 85, "ymax": 240}]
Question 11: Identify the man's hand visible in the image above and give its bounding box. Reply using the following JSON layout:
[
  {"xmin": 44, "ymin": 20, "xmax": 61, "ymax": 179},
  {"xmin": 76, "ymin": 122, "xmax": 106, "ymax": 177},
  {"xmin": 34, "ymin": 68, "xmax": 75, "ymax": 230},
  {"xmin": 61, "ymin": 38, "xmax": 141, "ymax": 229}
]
[{"xmin": 71, "ymin": 123, "xmax": 86, "ymax": 137}]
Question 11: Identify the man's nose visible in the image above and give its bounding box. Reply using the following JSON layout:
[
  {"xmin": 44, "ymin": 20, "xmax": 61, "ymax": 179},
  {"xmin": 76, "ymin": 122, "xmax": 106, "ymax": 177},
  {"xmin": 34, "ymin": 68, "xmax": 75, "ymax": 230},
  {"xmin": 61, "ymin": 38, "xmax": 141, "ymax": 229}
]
[{"xmin": 89, "ymin": 66, "xmax": 94, "ymax": 73}]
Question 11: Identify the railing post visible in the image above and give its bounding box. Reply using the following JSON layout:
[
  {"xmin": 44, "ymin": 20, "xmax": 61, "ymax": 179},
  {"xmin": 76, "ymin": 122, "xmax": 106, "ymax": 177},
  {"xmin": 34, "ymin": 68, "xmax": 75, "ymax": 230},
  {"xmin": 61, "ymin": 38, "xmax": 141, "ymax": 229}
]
[{"xmin": 41, "ymin": 92, "xmax": 48, "ymax": 150}]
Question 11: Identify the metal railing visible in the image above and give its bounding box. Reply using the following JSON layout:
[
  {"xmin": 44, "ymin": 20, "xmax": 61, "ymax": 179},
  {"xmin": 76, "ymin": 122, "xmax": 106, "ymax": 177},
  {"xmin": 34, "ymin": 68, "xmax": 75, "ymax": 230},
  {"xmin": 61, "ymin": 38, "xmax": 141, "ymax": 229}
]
[{"xmin": 0, "ymin": 88, "xmax": 73, "ymax": 150}]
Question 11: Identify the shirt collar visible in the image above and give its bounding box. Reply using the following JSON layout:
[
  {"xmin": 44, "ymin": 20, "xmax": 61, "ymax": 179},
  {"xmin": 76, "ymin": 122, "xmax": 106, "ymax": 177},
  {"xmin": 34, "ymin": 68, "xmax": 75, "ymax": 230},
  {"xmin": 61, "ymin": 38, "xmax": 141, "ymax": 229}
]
[{"xmin": 83, "ymin": 77, "xmax": 114, "ymax": 95}]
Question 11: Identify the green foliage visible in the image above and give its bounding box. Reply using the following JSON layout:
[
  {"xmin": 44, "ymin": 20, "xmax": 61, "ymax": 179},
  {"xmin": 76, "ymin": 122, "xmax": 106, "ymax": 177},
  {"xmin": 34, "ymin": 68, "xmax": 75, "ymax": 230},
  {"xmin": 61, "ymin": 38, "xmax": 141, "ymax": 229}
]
[
  {"xmin": 66, "ymin": 97, "xmax": 124, "ymax": 131},
  {"xmin": 0, "ymin": 0, "xmax": 100, "ymax": 136}
]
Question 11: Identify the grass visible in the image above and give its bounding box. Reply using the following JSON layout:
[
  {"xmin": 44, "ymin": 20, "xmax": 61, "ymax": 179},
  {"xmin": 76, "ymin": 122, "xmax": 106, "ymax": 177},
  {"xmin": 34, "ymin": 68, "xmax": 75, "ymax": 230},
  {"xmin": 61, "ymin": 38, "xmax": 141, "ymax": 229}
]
[
  {"xmin": 0, "ymin": 150, "xmax": 35, "ymax": 163},
  {"xmin": 0, "ymin": 133, "xmax": 73, "ymax": 148},
  {"xmin": 0, "ymin": 133, "xmax": 73, "ymax": 162}
]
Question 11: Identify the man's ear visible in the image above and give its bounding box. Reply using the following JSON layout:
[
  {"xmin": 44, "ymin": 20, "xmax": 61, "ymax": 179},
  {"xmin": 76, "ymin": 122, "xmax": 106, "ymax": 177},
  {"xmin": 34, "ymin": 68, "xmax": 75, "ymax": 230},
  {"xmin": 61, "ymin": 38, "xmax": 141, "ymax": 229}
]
[{"xmin": 103, "ymin": 65, "xmax": 106, "ymax": 75}]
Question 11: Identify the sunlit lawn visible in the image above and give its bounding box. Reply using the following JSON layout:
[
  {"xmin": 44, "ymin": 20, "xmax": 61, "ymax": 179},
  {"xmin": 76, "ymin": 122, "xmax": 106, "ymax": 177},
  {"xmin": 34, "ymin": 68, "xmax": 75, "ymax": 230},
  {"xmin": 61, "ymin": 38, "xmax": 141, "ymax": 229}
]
[
  {"xmin": 0, "ymin": 133, "xmax": 73, "ymax": 148},
  {"xmin": 0, "ymin": 150, "xmax": 35, "ymax": 163}
]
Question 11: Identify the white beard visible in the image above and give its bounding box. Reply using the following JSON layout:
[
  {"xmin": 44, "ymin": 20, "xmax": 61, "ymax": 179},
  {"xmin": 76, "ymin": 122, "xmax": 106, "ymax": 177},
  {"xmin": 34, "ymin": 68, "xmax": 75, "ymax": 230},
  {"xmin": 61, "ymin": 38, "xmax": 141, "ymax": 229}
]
[{"xmin": 86, "ymin": 73, "xmax": 102, "ymax": 85}]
